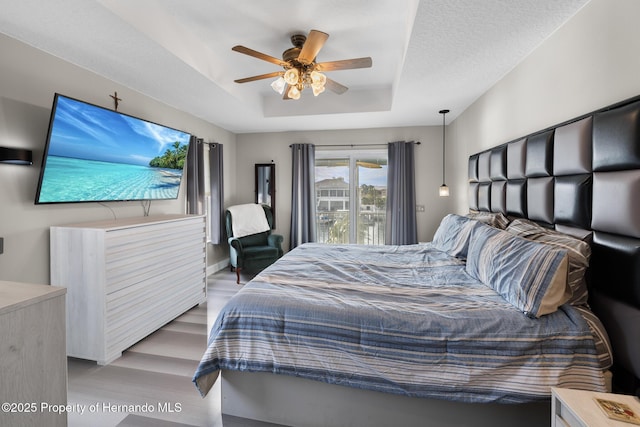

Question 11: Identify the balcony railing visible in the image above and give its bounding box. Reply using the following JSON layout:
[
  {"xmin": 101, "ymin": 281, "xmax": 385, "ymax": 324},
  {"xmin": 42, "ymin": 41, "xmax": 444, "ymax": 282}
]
[{"xmin": 316, "ymin": 210, "xmax": 386, "ymax": 245}]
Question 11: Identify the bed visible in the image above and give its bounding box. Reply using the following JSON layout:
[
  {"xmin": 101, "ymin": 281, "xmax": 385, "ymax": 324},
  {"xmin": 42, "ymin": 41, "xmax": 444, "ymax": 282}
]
[{"xmin": 193, "ymin": 95, "xmax": 640, "ymax": 426}]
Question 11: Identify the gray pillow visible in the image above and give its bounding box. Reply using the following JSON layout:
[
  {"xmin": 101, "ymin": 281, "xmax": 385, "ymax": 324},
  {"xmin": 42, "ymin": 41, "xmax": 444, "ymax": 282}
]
[
  {"xmin": 432, "ymin": 214, "xmax": 477, "ymax": 258},
  {"xmin": 466, "ymin": 222, "xmax": 571, "ymax": 318}
]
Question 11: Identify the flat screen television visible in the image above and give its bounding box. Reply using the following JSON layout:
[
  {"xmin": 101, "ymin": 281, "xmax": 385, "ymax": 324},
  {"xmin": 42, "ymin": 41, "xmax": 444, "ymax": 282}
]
[{"xmin": 35, "ymin": 93, "xmax": 192, "ymax": 204}]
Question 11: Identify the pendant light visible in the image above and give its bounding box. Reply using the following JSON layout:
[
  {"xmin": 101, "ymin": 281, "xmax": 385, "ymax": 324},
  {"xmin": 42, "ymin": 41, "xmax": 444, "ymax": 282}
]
[{"xmin": 438, "ymin": 109, "xmax": 450, "ymax": 197}]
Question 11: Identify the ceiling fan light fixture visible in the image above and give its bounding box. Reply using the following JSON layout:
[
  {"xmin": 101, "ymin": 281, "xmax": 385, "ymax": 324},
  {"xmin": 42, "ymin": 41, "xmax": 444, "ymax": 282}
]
[
  {"xmin": 231, "ymin": 30, "xmax": 372, "ymax": 101},
  {"xmin": 310, "ymin": 70, "xmax": 326, "ymax": 86},
  {"xmin": 310, "ymin": 70, "xmax": 326, "ymax": 96},
  {"xmin": 288, "ymin": 85, "xmax": 301, "ymax": 100},
  {"xmin": 270, "ymin": 76, "xmax": 286, "ymax": 94},
  {"xmin": 284, "ymin": 68, "xmax": 299, "ymax": 85},
  {"xmin": 312, "ymin": 84, "xmax": 325, "ymax": 96}
]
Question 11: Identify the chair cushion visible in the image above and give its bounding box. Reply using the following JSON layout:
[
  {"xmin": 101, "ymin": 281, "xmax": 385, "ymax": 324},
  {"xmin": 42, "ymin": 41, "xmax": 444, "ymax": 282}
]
[
  {"xmin": 243, "ymin": 245, "xmax": 279, "ymax": 260},
  {"xmin": 239, "ymin": 231, "xmax": 269, "ymax": 247}
]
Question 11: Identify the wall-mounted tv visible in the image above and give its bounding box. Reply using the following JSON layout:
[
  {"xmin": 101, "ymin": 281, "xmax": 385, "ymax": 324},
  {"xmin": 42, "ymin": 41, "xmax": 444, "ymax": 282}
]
[{"xmin": 35, "ymin": 93, "xmax": 192, "ymax": 204}]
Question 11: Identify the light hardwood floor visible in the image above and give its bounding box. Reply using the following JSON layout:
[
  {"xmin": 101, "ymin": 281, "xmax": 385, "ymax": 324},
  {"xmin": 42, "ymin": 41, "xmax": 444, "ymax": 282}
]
[{"xmin": 67, "ymin": 269, "xmax": 286, "ymax": 427}]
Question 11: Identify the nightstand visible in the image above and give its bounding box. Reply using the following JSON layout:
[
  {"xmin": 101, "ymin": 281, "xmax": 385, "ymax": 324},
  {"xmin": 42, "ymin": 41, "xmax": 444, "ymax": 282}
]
[
  {"xmin": 0, "ymin": 281, "xmax": 67, "ymax": 427},
  {"xmin": 552, "ymin": 387, "xmax": 640, "ymax": 426}
]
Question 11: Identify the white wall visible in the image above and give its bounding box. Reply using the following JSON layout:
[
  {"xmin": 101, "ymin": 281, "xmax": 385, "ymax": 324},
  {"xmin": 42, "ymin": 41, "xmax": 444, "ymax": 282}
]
[
  {"xmin": 0, "ymin": 33, "xmax": 236, "ymax": 285},
  {"xmin": 449, "ymin": 0, "xmax": 640, "ymax": 213},
  {"xmin": 7, "ymin": 0, "xmax": 636, "ymax": 285},
  {"xmin": 235, "ymin": 0, "xmax": 640, "ymax": 249},
  {"xmin": 0, "ymin": 29, "xmax": 454, "ymax": 286},
  {"xmin": 236, "ymin": 126, "xmax": 453, "ymax": 251}
]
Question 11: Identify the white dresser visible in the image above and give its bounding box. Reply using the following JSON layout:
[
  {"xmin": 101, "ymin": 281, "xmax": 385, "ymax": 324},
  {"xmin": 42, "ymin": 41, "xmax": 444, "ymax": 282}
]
[
  {"xmin": 0, "ymin": 281, "xmax": 67, "ymax": 427},
  {"xmin": 50, "ymin": 214, "xmax": 207, "ymax": 365}
]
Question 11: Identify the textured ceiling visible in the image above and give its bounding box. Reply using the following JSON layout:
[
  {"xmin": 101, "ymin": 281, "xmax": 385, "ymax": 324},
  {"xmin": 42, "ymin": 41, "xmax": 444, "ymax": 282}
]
[{"xmin": 0, "ymin": 0, "xmax": 591, "ymax": 133}]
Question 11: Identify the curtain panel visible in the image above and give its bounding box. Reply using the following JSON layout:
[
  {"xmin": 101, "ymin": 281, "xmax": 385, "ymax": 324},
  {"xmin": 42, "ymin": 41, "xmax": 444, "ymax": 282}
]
[
  {"xmin": 186, "ymin": 138, "xmax": 225, "ymax": 244},
  {"xmin": 208, "ymin": 143, "xmax": 224, "ymax": 244},
  {"xmin": 386, "ymin": 141, "xmax": 418, "ymax": 245},
  {"xmin": 290, "ymin": 143, "xmax": 317, "ymax": 249},
  {"xmin": 186, "ymin": 136, "xmax": 204, "ymax": 215}
]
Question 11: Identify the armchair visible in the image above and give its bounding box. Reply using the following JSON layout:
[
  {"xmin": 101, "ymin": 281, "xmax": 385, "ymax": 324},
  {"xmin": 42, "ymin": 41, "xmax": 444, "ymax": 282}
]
[{"xmin": 226, "ymin": 204, "xmax": 283, "ymax": 284}]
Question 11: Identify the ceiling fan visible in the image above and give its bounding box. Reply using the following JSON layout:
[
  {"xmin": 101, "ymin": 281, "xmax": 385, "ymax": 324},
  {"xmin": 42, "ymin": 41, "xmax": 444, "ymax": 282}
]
[{"xmin": 232, "ymin": 30, "xmax": 372, "ymax": 100}]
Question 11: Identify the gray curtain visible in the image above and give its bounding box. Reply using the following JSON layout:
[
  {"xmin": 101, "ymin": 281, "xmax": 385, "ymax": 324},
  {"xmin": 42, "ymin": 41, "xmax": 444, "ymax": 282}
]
[
  {"xmin": 290, "ymin": 143, "xmax": 316, "ymax": 249},
  {"xmin": 186, "ymin": 136, "xmax": 204, "ymax": 215},
  {"xmin": 385, "ymin": 141, "xmax": 417, "ymax": 245},
  {"xmin": 208, "ymin": 143, "xmax": 224, "ymax": 244}
]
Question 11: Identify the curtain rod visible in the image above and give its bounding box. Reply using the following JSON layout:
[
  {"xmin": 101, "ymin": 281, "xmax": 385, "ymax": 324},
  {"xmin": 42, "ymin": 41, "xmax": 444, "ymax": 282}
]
[{"xmin": 289, "ymin": 142, "xmax": 421, "ymax": 148}]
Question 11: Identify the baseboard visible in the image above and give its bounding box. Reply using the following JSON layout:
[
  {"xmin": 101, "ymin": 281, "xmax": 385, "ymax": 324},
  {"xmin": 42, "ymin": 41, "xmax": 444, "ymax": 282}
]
[{"xmin": 207, "ymin": 258, "xmax": 230, "ymax": 277}]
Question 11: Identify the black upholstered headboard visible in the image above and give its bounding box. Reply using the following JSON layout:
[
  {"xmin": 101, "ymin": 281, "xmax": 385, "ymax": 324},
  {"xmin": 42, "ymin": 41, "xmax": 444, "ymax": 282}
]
[{"xmin": 468, "ymin": 95, "xmax": 640, "ymax": 395}]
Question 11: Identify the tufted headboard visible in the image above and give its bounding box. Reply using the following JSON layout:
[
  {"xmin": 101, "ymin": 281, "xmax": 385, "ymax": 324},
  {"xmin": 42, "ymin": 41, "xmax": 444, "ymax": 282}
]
[{"xmin": 468, "ymin": 95, "xmax": 640, "ymax": 395}]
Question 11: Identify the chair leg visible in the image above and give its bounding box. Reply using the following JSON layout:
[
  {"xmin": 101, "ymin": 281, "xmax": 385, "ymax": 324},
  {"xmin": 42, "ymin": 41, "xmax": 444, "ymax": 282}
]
[{"xmin": 236, "ymin": 267, "xmax": 241, "ymax": 284}]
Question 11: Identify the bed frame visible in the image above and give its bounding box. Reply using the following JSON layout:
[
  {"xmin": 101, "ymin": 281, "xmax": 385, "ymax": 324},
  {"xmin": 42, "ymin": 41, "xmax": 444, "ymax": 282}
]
[
  {"xmin": 467, "ymin": 95, "xmax": 640, "ymax": 396},
  {"xmin": 220, "ymin": 96, "xmax": 640, "ymax": 426}
]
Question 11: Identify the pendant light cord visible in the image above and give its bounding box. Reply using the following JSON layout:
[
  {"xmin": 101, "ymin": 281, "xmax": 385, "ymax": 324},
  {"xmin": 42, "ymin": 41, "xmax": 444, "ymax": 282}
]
[{"xmin": 439, "ymin": 109, "xmax": 449, "ymax": 185}]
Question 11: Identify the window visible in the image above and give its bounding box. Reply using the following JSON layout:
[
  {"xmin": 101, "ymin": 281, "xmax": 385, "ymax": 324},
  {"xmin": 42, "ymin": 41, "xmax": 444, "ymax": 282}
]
[{"xmin": 315, "ymin": 150, "xmax": 387, "ymax": 244}]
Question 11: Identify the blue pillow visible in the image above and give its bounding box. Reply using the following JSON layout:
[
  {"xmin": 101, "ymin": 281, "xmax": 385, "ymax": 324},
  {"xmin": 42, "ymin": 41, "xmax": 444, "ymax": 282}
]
[
  {"xmin": 432, "ymin": 214, "xmax": 478, "ymax": 258},
  {"xmin": 466, "ymin": 222, "xmax": 570, "ymax": 318}
]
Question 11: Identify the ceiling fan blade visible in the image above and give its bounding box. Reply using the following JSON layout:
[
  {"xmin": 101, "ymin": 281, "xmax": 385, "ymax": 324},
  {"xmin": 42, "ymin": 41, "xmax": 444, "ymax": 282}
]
[
  {"xmin": 325, "ymin": 78, "xmax": 348, "ymax": 95},
  {"xmin": 356, "ymin": 161, "xmax": 382, "ymax": 169},
  {"xmin": 298, "ymin": 30, "xmax": 329, "ymax": 64},
  {"xmin": 232, "ymin": 45, "xmax": 288, "ymax": 67},
  {"xmin": 234, "ymin": 71, "xmax": 284, "ymax": 84},
  {"xmin": 315, "ymin": 57, "xmax": 372, "ymax": 72}
]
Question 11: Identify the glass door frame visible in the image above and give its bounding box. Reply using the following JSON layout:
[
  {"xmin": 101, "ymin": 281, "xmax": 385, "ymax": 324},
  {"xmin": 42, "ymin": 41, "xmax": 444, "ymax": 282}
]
[{"xmin": 315, "ymin": 148, "xmax": 387, "ymax": 244}]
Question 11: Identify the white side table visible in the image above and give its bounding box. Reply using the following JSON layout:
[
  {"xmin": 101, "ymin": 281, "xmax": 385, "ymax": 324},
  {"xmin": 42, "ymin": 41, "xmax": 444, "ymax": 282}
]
[{"xmin": 552, "ymin": 387, "xmax": 640, "ymax": 427}]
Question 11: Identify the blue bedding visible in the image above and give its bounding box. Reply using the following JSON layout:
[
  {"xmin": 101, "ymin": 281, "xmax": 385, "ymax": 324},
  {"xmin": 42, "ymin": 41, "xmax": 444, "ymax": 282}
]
[{"xmin": 193, "ymin": 243, "xmax": 607, "ymax": 403}]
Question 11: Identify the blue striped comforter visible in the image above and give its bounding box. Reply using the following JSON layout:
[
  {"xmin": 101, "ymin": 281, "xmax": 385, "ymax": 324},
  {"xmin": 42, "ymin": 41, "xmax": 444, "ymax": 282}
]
[{"xmin": 193, "ymin": 243, "xmax": 607, "ymax": 403}]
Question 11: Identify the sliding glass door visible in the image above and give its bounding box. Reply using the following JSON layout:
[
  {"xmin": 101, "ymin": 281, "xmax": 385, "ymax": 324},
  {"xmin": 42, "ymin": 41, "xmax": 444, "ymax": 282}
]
[{"xmin": 315, "ymin": 150, "xmax": 387, "ymax": 244}]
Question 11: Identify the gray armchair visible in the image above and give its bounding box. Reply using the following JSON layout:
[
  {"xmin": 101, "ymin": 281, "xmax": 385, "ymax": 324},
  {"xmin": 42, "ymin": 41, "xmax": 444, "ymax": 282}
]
[{"xmin": 226, "ymin": 204, "xmax": 283, "ymax": 284}]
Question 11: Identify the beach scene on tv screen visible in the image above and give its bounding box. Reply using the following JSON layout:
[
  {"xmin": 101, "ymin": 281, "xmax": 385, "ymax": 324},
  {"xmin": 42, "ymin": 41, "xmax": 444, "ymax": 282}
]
[{"xmin": 37, "ymin": 95, "xmax": 191, "ymax": 203}]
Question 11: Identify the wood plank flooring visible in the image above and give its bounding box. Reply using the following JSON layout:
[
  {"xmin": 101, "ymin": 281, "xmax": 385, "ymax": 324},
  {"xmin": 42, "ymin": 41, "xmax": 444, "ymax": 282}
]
[{"xmin": 67, "ymin": 269, "xmax": 285, "ymax": 427}]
